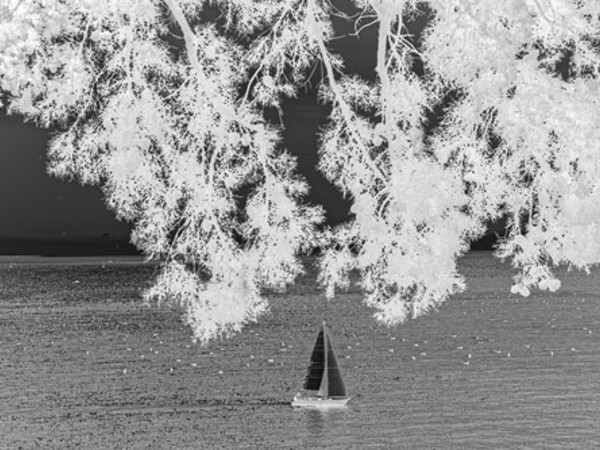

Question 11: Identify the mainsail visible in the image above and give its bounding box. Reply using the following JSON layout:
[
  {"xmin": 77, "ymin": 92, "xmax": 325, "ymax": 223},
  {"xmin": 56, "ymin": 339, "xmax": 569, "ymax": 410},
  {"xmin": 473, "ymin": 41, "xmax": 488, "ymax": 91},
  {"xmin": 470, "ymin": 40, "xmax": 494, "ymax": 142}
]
[
  {"xmin": 304, "ymin": 328, "xmax": 325, "ymax": 391},
  {"xmin": 303, "ymin": 322, "xmax": 347, "ymax": 398}
]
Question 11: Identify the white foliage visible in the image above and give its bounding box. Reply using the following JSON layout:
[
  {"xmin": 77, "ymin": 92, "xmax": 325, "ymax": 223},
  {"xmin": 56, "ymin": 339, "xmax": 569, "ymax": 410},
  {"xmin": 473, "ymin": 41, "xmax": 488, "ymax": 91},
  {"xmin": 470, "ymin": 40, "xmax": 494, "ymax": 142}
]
[
  {"xmin": 2, "ymin": 0, "xmax": 600, "ymax": 341},
  {"xmin": 144, "ymin": 259, "xmax": 267, "ymax": 344},
  {"xmin": 0, "ymin": 0, "xmax": 323, "ymax": 342}
]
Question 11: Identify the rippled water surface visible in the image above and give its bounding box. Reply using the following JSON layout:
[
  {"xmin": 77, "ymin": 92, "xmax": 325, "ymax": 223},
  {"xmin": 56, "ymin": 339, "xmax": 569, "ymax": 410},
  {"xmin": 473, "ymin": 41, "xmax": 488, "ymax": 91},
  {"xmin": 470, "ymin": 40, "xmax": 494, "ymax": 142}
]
[{"xmin": 1, "ymin": 253, "xmax": 599, "ymax": 448}]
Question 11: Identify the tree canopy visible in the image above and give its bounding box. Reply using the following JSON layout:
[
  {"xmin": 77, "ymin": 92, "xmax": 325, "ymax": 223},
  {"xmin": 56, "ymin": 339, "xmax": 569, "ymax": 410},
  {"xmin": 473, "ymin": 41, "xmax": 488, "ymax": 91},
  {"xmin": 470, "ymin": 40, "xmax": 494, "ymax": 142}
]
[{"xmin": 2, "ymin": 0, "xmax": 600, "ymax": 342}]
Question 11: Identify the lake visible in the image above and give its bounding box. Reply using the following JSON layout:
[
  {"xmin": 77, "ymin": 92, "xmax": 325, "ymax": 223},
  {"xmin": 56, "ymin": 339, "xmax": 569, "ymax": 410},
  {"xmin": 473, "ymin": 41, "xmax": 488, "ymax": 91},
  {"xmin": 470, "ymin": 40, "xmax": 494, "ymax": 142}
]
[{"xmin": 0, "ymin": 252, "xmax": 599, "ymax": 448}]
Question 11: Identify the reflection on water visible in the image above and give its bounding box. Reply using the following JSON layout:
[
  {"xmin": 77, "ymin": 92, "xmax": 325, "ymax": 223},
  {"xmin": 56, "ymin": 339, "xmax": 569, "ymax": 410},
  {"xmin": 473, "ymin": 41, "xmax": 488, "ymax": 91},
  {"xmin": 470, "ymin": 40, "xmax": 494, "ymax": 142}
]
[
  {"xmin": 305, "ymin": 409, "xmax": 325, "ymax": 436},
  {"xmin": 303, "ymin": 408, "xmax": 351, "ymax": 443}
]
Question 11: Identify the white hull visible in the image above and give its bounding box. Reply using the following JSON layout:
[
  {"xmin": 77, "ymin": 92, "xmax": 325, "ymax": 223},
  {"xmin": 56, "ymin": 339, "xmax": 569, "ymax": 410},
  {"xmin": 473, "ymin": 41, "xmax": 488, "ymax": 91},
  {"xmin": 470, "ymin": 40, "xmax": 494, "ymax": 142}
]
[{"xmin": 291, "ymin": 394, "xmax": 350, "ymax": 409}]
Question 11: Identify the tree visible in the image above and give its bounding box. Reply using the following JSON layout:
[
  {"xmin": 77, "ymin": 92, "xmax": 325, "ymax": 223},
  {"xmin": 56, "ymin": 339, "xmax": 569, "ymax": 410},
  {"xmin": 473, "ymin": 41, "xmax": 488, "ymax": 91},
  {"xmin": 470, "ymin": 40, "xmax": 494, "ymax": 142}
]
[{"xmin": 1, "ymin": 0, "xmax": 599, "ymax": 342}]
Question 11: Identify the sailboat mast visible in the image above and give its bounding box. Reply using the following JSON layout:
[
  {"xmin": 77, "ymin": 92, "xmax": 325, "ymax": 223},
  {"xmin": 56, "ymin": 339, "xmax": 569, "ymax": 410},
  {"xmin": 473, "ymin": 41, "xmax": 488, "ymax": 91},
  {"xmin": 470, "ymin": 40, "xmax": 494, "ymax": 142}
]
[{"xmin": 323, "ymin": 320, "xmax": 328, "ymax": 398}]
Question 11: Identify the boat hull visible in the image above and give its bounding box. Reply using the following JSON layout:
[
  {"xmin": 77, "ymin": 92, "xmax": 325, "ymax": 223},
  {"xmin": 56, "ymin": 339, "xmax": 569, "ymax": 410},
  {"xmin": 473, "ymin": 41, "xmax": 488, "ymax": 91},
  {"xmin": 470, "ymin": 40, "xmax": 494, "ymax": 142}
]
[{"xmin": 291, "ymin": 394, "xmax": 350, "ymax": 409}]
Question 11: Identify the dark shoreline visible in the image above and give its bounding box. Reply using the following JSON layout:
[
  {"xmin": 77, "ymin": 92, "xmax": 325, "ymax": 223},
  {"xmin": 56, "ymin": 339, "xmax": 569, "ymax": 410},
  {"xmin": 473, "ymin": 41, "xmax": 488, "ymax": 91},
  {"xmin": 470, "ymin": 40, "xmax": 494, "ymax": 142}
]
[
  {"xmin": 0, "ymin": 233, "xmax": 500, "ymax": 257},
  {"xmin": 0, "ymin": 236, "xmax": 140, "ymax": 257}
]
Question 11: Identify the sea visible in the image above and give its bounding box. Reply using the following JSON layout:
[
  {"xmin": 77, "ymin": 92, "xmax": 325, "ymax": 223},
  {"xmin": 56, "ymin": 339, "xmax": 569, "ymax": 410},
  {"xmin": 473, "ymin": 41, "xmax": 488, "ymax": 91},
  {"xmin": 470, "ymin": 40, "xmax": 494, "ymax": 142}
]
[{"xmin": 0, "ymin": 252, "xmax": 599, "ymax": 449}]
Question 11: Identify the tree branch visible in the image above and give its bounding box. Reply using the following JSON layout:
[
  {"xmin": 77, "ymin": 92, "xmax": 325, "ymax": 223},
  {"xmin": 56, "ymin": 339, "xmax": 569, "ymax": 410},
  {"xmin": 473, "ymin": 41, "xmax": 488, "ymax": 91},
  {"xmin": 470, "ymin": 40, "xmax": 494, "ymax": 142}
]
[
  {"xmin": 307, "ymin": 0, "xmax": 387, "ymax": 183},
  {"xmin": 163, "ymin": 0, "xmax": 208, "ymax": 86}
]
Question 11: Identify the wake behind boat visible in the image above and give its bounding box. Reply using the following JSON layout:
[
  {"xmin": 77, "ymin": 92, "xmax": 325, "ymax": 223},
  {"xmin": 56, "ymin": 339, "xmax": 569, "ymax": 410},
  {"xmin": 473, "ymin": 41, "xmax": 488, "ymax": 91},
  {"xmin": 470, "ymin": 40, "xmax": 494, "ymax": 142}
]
[{"xmin": 291, "ymin": 321, "xmax": 350, "ymax": 409}]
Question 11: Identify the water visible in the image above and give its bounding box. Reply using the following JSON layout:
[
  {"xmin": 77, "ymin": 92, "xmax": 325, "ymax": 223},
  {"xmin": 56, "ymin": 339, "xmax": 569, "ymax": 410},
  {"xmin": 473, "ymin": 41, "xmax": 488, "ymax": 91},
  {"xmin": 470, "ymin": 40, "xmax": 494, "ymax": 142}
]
[{"xmin": 0, "ymin": 253, "xmax": 599, "ymax": 448}]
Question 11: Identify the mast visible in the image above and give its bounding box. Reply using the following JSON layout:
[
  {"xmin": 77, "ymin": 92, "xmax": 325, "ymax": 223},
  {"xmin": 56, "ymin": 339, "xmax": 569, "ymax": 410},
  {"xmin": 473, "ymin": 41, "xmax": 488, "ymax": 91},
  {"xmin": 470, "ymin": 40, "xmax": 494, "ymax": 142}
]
[{"xmin": 323, "ymin": 320, "xmax": 328, "ymax": 398}]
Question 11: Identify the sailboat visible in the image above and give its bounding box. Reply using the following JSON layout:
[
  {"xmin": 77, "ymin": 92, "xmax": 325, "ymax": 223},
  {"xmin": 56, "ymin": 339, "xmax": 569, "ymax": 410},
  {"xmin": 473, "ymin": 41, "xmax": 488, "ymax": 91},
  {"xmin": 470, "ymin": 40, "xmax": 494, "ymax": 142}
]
[{"xmin": 291, "ymin": 321, "xmax": 350, "ymax": 408}]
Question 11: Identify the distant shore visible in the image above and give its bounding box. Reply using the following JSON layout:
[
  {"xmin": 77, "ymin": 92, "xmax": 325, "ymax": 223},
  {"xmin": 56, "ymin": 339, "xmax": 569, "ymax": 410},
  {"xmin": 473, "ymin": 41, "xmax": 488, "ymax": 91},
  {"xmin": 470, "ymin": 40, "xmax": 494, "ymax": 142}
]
[
  {"xmin": 0, "ymin": 255, "xmax": 151, "ymax": 266},
  {"xmin": 0, "ymin": 251, "xmax": 497, "ymax": 268}
]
